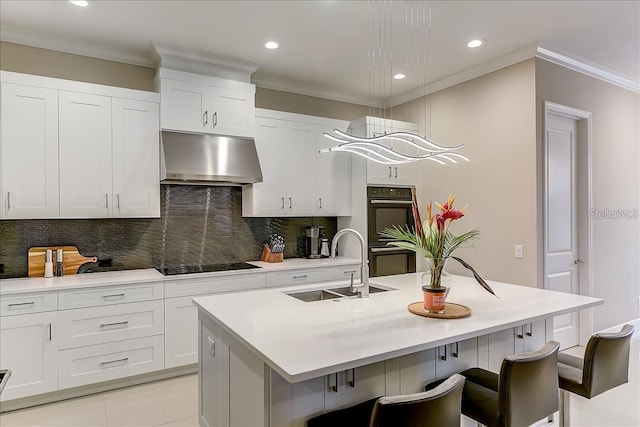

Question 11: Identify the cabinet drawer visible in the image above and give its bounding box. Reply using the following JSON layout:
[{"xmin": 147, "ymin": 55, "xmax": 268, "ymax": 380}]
[
  {"xmin": 58, "ymin": 335, "xmax": 164, "ymax": 389},
  {"xmin": 266, "ymin": 269, "xmax": 325, "ymax": 288},
  {"xmin": 58, "ymin": 282, "xmax": 164, "ymax": 309},
  {"xmin": 0, "ymin": 292, "xmax": 57, "ymax": 316},
  {"xmin": 323, "ymin": 265, "xmax": 361, "ymax": 282},
  {"xmin": 165, "ymin": 273, "xmax": 264, "ymax": 298},
  {"xmin": 58, "ymin": 300, "xmax": 164, "ymax": 350}
]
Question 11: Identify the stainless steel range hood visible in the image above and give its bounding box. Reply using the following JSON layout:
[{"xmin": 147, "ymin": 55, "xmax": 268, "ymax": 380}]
[{"xmin": 160, "ymin": 131, "xmax": 263, "ymax": 185}]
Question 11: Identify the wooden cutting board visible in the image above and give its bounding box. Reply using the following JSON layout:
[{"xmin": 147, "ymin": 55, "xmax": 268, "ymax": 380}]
[{"xmin": 28, "ymin": 246, "xmax": 98, "ymax": 278}]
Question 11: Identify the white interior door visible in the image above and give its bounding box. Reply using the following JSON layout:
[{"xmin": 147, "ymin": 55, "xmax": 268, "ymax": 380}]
[{"xmin": 545, "ymin": 113, "xmax": 580, "ymax": 349}]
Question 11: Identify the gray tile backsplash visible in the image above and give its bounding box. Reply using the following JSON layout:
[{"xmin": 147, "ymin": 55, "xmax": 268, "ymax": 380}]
[{"xmin": 0, "ymin": 185, "xmax": 337, "ymax": 279}]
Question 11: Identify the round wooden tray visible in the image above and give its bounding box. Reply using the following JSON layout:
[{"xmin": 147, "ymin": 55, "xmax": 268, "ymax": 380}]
[{"xmin": 407, "ymin": 301, "xmax": 471, "ymax": 319}]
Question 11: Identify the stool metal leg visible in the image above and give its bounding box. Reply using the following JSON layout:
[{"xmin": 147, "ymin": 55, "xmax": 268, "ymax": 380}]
[{"xmin": 559, "ymin": 389, "xmax": 570, "ymax": 427}]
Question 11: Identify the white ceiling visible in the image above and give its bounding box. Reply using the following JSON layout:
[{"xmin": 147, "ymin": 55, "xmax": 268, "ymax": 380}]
[{"xmin": 1, "ymin": 0, "xmax": 638, "ymax": 105}]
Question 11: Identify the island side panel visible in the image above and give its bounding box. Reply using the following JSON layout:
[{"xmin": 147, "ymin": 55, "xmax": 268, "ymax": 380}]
[{"xmin": 199, "ymin": 311, "xmax": 230, "ymax": 427}]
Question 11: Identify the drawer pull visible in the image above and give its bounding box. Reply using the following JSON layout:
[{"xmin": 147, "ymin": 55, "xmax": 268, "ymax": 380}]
[
  {"xmin": 100, "ymin": 357, "xmax": 129, "ymax": 366},
  {"xmin": 8, "ymin": 301, "xmax": 36, "ymax": 308},
  {"xmin": 100, "ymin": 321, "xmax": 129, "ymax": 328},
  {"xmin": 102, "ymin": 293, "xmax": 126, "ymax": 300},
  {"xmin": 293, "ymin": 275, "xmax": 308, "ymax": 279}
]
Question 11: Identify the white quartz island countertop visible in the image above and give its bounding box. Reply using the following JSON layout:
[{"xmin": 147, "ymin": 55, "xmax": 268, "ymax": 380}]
[{"xmin": 193, "ymin": 273, "xmax": 603, "ymax": 383}]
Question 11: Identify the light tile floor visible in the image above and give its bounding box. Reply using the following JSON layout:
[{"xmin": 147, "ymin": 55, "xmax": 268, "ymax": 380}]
[{"xmin": 0, "ymin": 339, "xmax": 637, "ymax": 427}]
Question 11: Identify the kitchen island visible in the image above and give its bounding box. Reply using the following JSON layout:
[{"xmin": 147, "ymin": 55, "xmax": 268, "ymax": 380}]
[{"xmin": 193, "ymin": 273, "xmax": 602, "ymax": 427}]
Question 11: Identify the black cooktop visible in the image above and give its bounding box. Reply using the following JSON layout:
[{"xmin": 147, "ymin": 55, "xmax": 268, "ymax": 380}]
[{"xmin": 157, "ymin": 262, "xmax": 261, "ymax": 276}]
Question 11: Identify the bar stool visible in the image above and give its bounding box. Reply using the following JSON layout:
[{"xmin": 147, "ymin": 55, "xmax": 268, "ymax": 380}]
[
  {"xmin": 557, "ymin": 324, "xmax": 634, "ymax": 426},
  {"xmin": 426, "ymin": 341, "xmax": 560, "ymax": 427},
  {"xmin": 307, "ymin": 373, "xmax": 465, "ymax": 427}
]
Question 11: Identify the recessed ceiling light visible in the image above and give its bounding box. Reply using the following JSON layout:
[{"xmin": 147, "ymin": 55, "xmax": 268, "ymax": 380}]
[
  {"xmin": 69, "ymin": 0, "xmax": 88, "ymax": 6},
  {"xmin": 265, "ymin": 41, "xmax": 279, "ymax": 50},
  {"xmin": 393, "ymin": 73, "xmax": 406, "ymax": 80},
  {"xmin": 467, "ymin": 39, "xmax": 484, "ymax": 48}
]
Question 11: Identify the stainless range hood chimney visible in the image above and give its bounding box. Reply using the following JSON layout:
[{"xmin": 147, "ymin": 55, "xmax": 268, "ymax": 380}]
[{"xmin": 160, "ymin": 131, "xmax": 263, "ymax": 186}]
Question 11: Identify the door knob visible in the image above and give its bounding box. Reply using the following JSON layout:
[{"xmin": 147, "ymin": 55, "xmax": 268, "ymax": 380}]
[{"xmin": 574, "ymin": 257, "xmax": 584, "ymax": 264}]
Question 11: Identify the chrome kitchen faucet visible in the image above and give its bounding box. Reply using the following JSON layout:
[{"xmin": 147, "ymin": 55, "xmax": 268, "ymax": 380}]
[{"xmin": 330, "ymin": 229, "xmax": 370, "ymax": 298}]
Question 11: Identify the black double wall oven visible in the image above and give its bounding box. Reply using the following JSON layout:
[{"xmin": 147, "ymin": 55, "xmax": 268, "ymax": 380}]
[{"xmin": 367, "ymin": 186, "xmax": 417, "ymax": 277}]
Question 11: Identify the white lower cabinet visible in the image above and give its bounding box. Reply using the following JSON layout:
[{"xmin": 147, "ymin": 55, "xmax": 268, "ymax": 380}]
[
  {"xmin": 0, "ymin": 312, "xmax": 58, "ymax": 401},
  {"xmin": 58, "ymin": 335, "xmax": 164, "ymax": 389},
  {"xmin": 199, "ymin": 314, "xmax": 230, "ymax": 427},
  {"xmin": 57, "ymin": 300, "xmax": 164, "ymax": 349},
  {"xmin": 165, "ymin": 294, "xmax": 204, "ymax": 368}
]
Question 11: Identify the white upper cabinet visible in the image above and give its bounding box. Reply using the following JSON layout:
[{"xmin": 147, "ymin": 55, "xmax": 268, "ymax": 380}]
[
  {"xmin": 157, "ymin": 68, "xmax": 255, "ymax": 138},
  {"xmin": 112, "ymin": 98, "xmax": 160, "ymax": 218},
  {"xmin": 1, "ymin": 83, "xmax": 59, "ymax": 219},
  {"xmin": 349, "ymin": 116, "xmax": 419, "ymax": 186},
  {"xmin": 242, "ymin": 110, "xmax": 351, "ymax": 217},
  {"xmin": 0, "ymin": 71, "xmax": 160, "ymax": 220},
  {"xmin": 59, "ymin": 91, "xmax": 113, "ymax": 218}
]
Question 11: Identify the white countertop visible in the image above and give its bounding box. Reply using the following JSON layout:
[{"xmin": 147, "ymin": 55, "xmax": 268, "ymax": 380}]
[
  {"xmin": 193, "ymin": 273, "xmax": 603, "ymax": 383},
  {"xmin": 0, "ymin": 257, "xmax": 361, "ymax": 294}
]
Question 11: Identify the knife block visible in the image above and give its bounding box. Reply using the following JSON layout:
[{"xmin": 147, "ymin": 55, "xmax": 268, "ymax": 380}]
[{"xmin": 260, "ymin": 245, "xmax": 283, "ymax": 263}]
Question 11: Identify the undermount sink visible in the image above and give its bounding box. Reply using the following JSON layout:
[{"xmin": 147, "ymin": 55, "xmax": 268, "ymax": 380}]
[{"xmin": 286, "ymin": 284, "xmax": 392, "ymax": 302}]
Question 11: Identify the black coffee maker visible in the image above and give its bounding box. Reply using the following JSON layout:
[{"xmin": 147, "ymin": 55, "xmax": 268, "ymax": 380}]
[{"xmin": 305, "ymin": 225, "xmax": 322, "ymax": 258}]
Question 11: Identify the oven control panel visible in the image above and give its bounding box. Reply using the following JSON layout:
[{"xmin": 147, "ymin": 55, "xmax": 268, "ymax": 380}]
[{"xmin": 367, "ymin": 186, "xmax": 413, "ymax": 200}]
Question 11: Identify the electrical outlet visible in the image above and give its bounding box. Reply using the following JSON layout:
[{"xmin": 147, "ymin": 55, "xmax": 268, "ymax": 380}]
[{"xmin": 514, "ymin": 245, "xmax": 524, "ymax": 259}]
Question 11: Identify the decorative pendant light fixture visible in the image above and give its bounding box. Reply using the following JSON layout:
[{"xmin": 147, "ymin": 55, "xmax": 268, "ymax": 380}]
[{"xmin": 321, "ymin": 0, "xmax": 469, "ymax": 166}]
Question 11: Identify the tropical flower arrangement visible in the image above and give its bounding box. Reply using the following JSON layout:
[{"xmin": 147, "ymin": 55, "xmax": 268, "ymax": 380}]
[{"xmin": 379, "ymin": 189, "xmax": 496, "ymax": 296}]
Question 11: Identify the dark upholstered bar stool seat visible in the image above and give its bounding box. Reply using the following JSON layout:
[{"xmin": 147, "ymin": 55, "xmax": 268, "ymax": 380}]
[
  {"xmin": 426, "ymin": 341, "xmax": 560, "ymax": 427},
  {"xmin": 557, "ymin": 324, "xmax": 634, "ymax": 426},
  {"xmin": 307, "ymin": 373, "xmax": 465, "ymax": 427}
]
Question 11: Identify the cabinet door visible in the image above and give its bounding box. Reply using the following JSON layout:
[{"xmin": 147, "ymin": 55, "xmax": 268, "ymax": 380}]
[
  {"xmin": 341, "ymin": 361, "xmax": 387, "ymax": 408},
  {"xmin": 112, "ymin": 98, "xmax": 160, "ymax": 218},
  {"xmin": 1, "ymin": 83, "xmax": 59, "ymax": 219},
  {"xmin": 199, "ymin": 316, "xmax": 230, "ymax": 427},
  {"xmin": 397, "ymin": 348, "xmax": 437, "ymax": 394},
  {"xmin": 486, "ymin": 328, "xmax": 516, "ymax": 373},
  {"xmin": 59, "ymin": 91, "xmax": 112, "ymax": 218},
  {"xmin": 0, "ymin": 312, "xmax": 57, "ymax": 401},
  {"xmin": 285, "ymin": 122, "xmax": 316, "ymax": 215},
  {"xmin": 160, "ymin": 79, "xmax": 208, "ymax": 134},
  {"xmin": 244, "ymin": 116, "xmax": 287, "ymax": 216},
  {"xmin": 165, "ymin": 295, "xmax": 201, "ymax": 368},
  {"xmin": 435, "ymin": 338, "xmax": 478, "ymax": 379},
  {"xmin": 209, "ymin": 86, "xmax": 255, "ymax": 138},
  {"xmin": 515, "ymin": 320, "xmax": 547, "ymax": 353},
  {"xmin": 316, "ymin": 124, "xmax": 351, "ymax": 216}
]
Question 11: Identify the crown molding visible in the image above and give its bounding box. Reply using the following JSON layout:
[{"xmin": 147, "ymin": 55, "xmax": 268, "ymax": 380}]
[
  {"xmin": 251, "ymin": 75, "xmax": 381, "ymax": 108},
  {"xmin": 535, "ymin": 47, "xmax": 639, "ymax": 93},
  {"xmin": 150, "ymin": 44, "xmax": 258, "ymax": 83}
]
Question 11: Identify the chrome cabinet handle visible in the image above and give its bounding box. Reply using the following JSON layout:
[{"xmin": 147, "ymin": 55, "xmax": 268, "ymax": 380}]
[
  {"xmin": 369, "ymin": 200, "xmax": 413, "ymax": 205},
  {"xmin": 6, "ymin": 192, "xmax": 10, "ymax": 209},
  {"xmin": 293, "ymin": 275, "xmax": 308, "ymax": 279},
  {"xmin": 318, "ymin": 198, "xmax": 322, "ymax": 209},
  {"xmin": 208, "ymin": 336, "xmax": 215, "ymax": 357},
  {"xmin": 574, "ymin": 257, "xmax": 584, "ymax": 264},
  {"xmin": 213, "ymin": 112, "xmax": 217, "ymax": 127},
  {"xmin": 116, "ymin": 194, "xmax": 120, "ymax": 209},
  {"xmin": 102, "ymin": 293, "xmax": 125, "ymax": 300},
  {"xmin": 452, "ymin": 342, "xmax": 459, "ymax": 358},
  {"xmin": 281, "ymin": 197, "xmax": 285, "ymax": 209},
  {"xmin": 100, "ymin": 321, "xmax": 129, "ymax": 328},
  {"xmin": 439, "ymin": 345, "xmax": 447, "ymax": 361},
  {"xmin": 100, "ymin": 357, "xmax": 129, "ymax": 366},
  {"xmin": 329, "ymin": 373, "xmax": 338, "ymax": 393},
  {"xmin": 517, "ymin": 325, "xmax": 524, "ymax": 339},
  {"xmin": 105, "ymin": 194, "xmax": 108, "ymax": 208},
  {"xmin": 394, "ymin": 167, "xmax": 398, "ymax": 178},
  {"xmin": 289, "ymin": 197, "xmax": 292, "ymax": 209},
  {"xmin": 8, "ymin": 301, "xmax": 36, "ymax": 308},
  {"xmin": 48, "ymin": 323, "xmax": 52, "ymax": 341},
  {"xmin": 388, "ymin": 166, "xmax": 392, "ymax": 178},
  {"xmin": 348, "ymin": 368, "xmax": 355, "ymax": 388},
  {"xmin": 526, "ymin": 323, "xmax": 533, "ymax": 337},
  {"xmin": 203, "ymin": 110, "xmax": 208, "ymax": 126}
]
